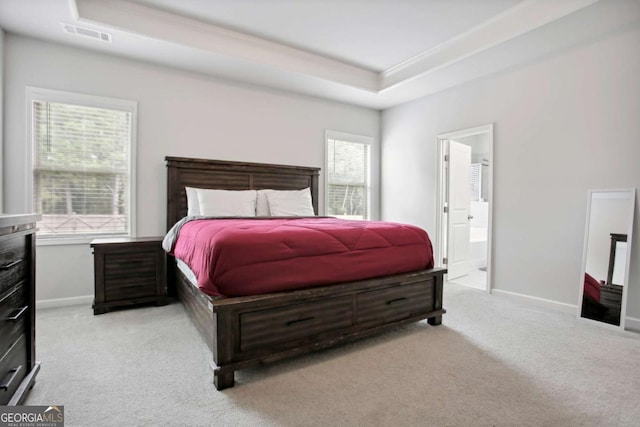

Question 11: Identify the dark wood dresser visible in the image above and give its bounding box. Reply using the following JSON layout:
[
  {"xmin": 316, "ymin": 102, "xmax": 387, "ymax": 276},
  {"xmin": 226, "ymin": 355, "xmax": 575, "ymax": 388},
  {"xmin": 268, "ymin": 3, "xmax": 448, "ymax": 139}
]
[
  {"xmin": 0, "ymin": 214, "xmax": 40, "ymax": 405},
  {"xmin": 91, "ymin": 237, "xmax": 167, "ymax": 315}
]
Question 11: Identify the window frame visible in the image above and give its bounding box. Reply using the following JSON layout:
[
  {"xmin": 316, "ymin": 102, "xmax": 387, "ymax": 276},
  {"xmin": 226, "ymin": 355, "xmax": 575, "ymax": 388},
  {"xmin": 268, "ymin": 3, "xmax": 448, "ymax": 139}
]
[
  {"xmin": 324, "ymin": 130, "xmax": 373, "ymax": 220},
  {"xmin": 25, "ymin": 87, "xmax": 138, "ymax": 245}
]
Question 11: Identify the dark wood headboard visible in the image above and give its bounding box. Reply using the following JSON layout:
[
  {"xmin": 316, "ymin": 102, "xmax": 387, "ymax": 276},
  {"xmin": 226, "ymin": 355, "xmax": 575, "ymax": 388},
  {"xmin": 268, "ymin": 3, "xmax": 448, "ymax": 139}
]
[{"xmin": 166, "ymin": 156, "xmax": 320, "ymax": 229}]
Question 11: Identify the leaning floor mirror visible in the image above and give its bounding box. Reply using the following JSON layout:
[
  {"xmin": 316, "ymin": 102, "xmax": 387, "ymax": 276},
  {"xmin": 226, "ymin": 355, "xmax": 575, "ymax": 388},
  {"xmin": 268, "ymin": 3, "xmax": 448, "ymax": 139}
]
[{"xmin": 579, "ymin": 189, "xmax": 635, "ymax": 329}]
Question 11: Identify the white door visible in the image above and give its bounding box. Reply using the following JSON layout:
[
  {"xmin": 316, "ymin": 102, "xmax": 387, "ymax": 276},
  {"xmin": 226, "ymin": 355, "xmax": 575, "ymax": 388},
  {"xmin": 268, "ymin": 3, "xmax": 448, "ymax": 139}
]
[{"xmin": 447, "ymin": 140, "xmax": 472, "ymax": 280}]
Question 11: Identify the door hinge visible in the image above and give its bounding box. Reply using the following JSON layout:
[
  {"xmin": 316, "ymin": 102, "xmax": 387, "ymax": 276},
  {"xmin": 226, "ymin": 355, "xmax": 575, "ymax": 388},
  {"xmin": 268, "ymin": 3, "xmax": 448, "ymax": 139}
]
[
  {"xmin": 443, "ymin": 206, "xmax": 448, "ymax": 213},
  {"xmin": 443, "ymin": 257, "xmax": 448, "ymax": 264},
  {"xmin": 444, "ymin": 155, "xmax": 449, "ymax": 161}
]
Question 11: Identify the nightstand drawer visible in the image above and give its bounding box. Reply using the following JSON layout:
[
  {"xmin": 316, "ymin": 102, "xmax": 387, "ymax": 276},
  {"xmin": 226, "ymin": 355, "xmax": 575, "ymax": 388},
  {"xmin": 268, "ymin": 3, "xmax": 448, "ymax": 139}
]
[
  {"xmin": 356, "ymin": 280, "xmax": 434, "ymax": 326},
  {"xmin": 104, "ymin": 276, "xmax": 157, "ymax": 300},
  {"xmin": 0, "ymin": 236, "xmax": 27, "ymax": 295},
  {"xmin": 0, "ymin": 335, "xmax": 28, "ymax": 406},
  {"xmin": 0, "ymin": 284, "xmax": 28, "ymax": 357},
  {"xmin": 104, "ymin": 252, "xmax": 157, "ymax": 279}
]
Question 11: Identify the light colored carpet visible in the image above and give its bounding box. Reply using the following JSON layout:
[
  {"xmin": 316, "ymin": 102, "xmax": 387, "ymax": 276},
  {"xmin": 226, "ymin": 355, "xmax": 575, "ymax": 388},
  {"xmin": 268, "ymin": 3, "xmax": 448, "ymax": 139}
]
[{"xmin": 25, "ymin": 283, "xmax": 640, "ymax": 426}]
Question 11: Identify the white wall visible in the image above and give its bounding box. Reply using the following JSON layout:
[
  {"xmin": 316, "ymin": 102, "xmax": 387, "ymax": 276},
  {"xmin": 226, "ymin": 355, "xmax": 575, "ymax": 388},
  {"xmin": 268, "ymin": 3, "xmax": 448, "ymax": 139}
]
[
  {"xmin": 3, "ymin": 35, "xmax": 380, "ymax": 304},
  {"xmin": 381, "ymin": 24, "xmax": 640, "ymax": 319}
]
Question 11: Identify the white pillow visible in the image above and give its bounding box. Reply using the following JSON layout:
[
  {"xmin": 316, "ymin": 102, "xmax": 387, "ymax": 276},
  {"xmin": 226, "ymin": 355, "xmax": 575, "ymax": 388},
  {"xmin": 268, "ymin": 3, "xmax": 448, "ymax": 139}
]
[
  {"xmin": 256, "ymin": 190, "xmax": 274, "ymax": 216},
  {"xmin": 266, "ymin": 188, "xmax": 315, "ymax": 216},
  {"xmin": 196, "ymin": 189, "xmax": 257, "ymax": 217},
  {"xmin": 185, "ymin": 187, "xmax": 201, "ymax": 216}
]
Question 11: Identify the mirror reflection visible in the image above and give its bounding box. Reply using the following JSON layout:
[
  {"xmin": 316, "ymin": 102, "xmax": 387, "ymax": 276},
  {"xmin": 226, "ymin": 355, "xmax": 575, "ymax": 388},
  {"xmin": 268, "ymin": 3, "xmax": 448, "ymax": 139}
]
[{"xmin": 580, "ymin": 189, "xmax": 635, "ymax": 328}]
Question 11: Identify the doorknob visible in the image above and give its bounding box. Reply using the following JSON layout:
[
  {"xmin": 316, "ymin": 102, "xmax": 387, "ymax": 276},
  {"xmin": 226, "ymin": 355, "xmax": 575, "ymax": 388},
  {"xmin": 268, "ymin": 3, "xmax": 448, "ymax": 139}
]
[{"xmin": 468, "ymin": 215, "xmax": 474, "ymax": 220}]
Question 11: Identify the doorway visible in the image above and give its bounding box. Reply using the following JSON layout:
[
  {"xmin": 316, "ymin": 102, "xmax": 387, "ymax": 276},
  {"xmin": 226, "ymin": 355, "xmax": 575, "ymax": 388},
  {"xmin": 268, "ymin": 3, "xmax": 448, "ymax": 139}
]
[{"xmin": 436, "ymin": 124, "xmax": 493, "ymax": 292}]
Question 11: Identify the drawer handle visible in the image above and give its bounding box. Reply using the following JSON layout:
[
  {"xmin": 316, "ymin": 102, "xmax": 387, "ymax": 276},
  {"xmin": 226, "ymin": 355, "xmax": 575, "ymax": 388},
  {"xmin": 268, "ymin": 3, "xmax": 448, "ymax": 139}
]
[
  {"xmin": 286, "ymin": 317, "xmax": 315, "ymax": 327},
  {"xmin": 0, "ymin": 259, "xmax": 22, "ymax": 270},
  {"xmin": 5, "ymin": 306, "xmax": 28, "ymax": 322},
  {"xmin": 0, "ymin": 365, "xmax": 23, "ymax": 391},
  {"xmin": 386, "ymin": 297, "xmax": 408, "ymax": 306}
]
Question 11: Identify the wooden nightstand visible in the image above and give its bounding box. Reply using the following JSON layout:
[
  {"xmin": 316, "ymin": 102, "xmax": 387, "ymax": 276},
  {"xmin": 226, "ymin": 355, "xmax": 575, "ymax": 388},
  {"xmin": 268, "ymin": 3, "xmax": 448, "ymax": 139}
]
[{"xmin": 91, "ymin": 237, "xmax": 167, "ymax": 315}]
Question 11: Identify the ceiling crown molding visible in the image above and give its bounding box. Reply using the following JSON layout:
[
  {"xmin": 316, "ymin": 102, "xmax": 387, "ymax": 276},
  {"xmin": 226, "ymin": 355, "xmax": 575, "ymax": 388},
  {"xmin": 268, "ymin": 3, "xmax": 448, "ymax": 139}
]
[
  {"xmin": 75, "ymin": 0, "xmax": 379, "ymax": 92},
  {"xmin": 60, "ymin": 0, "xmax": 619, "ymax": 108},
  {"xmin": 380, "ymin": 0, "xmax": 600, "ymax": 91}
]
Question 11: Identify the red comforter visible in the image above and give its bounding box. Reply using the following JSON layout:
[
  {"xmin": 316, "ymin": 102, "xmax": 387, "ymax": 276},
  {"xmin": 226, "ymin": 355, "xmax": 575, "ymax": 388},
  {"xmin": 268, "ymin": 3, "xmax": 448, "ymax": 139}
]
[{"xmin": 169, "ymin": 217, "xmax": 434, "ymax": 297}]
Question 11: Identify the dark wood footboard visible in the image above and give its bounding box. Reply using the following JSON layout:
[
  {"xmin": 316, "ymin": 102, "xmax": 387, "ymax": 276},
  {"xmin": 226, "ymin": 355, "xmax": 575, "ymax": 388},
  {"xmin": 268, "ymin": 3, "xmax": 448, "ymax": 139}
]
[{"xmin": 175, "ymin": 266, "xmax": 446, "ymax": 390}]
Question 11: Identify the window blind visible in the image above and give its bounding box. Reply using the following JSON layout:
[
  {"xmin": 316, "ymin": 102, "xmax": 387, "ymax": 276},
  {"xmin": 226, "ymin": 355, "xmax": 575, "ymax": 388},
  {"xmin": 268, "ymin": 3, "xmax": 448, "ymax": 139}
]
[
  {"xmin": 32, "ymin": 100, "xmax": 132, "ymax": 237},
  {"xmin": 471, "ymin": 163, "xmax": 481, "ymax": 202},
  {"xmin": 326, "ymin": 137, "xmax": 370, "ymax": 220}
]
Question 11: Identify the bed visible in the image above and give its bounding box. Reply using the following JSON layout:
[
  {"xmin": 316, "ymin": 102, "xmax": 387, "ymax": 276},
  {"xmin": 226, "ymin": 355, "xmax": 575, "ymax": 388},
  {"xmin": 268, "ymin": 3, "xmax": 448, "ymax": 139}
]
[{"xmin": 165, "ymin": 156, "xmax": 447, "ymax": 390}]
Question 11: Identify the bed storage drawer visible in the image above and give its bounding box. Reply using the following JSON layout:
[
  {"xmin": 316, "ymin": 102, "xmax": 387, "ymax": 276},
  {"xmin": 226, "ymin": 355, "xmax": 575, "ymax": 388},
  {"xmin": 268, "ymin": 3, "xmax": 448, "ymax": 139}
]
[
  {"xmin": 0, "ymin": 335, "xmax": 28, "ymax": 405},
  {"xmin": 0, "ymin": 284, "xmax": 28, "ymax": 357},
  {"xmin": 0, "ymin": 236, "xmax": 27, "ymax": 295},
  {"xmin": 356, "ymin": 280, "xmax": 434, "ymax": 326},
  {"xmin": 240, "ymin": 296, "xmax": 353, "ymax": 352}
]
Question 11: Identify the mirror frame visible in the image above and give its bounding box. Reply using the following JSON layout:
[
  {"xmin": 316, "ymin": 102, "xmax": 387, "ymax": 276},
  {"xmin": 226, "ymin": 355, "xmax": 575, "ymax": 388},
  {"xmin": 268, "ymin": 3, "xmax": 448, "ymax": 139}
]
[{"xmin": 578, "ymin": 188, "xmax": 635, "ymax": 330}]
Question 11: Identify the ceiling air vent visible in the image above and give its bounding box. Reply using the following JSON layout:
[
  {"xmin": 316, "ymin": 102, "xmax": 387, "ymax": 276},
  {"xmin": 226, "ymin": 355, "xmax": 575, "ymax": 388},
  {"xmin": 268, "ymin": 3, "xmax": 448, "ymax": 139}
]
[{"xmin": 62, "ymin": 23, "xmax": 112, "ymax": 43}]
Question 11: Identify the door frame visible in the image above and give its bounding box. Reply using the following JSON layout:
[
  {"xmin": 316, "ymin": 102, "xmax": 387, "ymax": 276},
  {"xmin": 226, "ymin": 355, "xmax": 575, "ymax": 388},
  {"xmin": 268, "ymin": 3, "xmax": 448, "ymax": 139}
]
[{"xmin": 435, "ymin": 123, "xmax": 494, "ymax": 293}]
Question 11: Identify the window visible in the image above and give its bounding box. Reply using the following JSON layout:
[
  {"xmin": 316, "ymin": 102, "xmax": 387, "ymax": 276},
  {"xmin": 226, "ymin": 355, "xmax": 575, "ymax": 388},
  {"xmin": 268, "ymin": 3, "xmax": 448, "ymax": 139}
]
[
  {"xmin": 325, "ymin": 131, "xmax": 372, "ymax": 220},
  {"xmin": 27, "ymin": 88, "xmax": 137, "ymax": 240}
]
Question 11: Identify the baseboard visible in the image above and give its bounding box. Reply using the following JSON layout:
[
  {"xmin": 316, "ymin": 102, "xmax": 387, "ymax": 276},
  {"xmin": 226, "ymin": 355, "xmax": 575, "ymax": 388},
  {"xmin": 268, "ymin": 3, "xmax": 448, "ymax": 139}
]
[
  {"xmin": 625, "ymin": 316, "xmax": 640, "ymax": 332},
  {"xmin": 491, "ymin": 288, "xmax": 577, "ymax": 315},
  {"xmin": 36, "ymin": 295, "xmax": 93, "ymax": 309},
  {"xmin": 492, "ymin": 289, "xmax": 640, "ymax": 332}
]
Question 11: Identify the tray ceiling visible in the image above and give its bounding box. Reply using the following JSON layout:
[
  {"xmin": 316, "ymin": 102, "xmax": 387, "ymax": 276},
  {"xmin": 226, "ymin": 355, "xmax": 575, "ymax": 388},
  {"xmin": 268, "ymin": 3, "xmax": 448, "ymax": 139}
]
[{"xmin": 1, "ymin": 0, "xmax": 635, "ymax": 109}]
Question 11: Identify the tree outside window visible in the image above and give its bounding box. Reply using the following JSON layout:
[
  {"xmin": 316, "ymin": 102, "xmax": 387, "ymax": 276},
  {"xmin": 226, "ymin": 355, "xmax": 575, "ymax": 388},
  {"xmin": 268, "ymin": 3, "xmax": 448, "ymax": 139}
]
[{"xmin": 29, "ymin": 89, "xmax": 136, "ymax": 239}]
